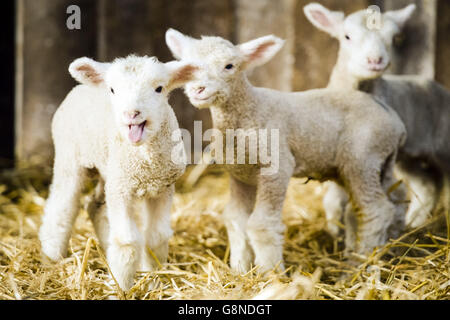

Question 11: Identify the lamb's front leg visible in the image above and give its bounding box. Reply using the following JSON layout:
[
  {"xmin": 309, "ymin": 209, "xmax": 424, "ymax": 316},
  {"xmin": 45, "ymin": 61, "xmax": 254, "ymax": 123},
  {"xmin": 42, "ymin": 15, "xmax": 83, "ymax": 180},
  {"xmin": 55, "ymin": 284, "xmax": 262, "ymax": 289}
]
[
  {"xmin": 223, "ymin": 176, "xmax": 256, "ymax": 273},
  {"xmin": 246, "ymin": 163, "xmax": 293, "ymax": 273},
  {"xmin": 139, "ymin": 186, "xmax": 174, "ymax": 271},
  {"xmin": 105, "ymin": 189, "xmax": 143, "ymax": 291}
]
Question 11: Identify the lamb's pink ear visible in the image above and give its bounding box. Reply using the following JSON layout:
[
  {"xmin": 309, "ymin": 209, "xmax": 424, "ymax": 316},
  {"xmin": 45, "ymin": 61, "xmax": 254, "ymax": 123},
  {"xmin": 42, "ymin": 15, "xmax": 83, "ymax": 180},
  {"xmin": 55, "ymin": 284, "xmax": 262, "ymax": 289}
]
[
  {"xmin": 69, "ymin": 57, "xmax": 110, "ymax": 86},
  {"xmin": 238, "ymin": 35, "xmax": 285, "ymax": 70},
  {"xmin": 165, "ymin": 28, "xmax": 194, "ymax": 60},
  {"xmin": 384, "ymin": 4, "xmax": 416, "ymax": 29},
  {"xmin": 166, "ymin": 61, "xmax": 198, "ymax": 91},
  {"xmin": 304, "ymin": 3, "xmax": 344, "ymax": 38}
]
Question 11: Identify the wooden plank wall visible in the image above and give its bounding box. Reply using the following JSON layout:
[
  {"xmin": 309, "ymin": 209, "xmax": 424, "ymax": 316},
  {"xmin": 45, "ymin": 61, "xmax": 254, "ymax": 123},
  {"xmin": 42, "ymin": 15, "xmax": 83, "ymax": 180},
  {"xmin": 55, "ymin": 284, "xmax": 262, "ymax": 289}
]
[
  {"xmin": 13, "ymin": 0, "xmax": 447, "ymax": 165},
  {"xmin": 235, "ymin": 0, "xmax": 295, "ymax": 91},
  {"xmin": 436, "ymin": 0, "xmax": 450, "ymax": 88},
  {"xmin": 382, "ymin": 0, "xmax": 437, "ymax": 78},
  {"xmin": 15, "ymin": 0, "xmax": 97, "ymax": 164}
]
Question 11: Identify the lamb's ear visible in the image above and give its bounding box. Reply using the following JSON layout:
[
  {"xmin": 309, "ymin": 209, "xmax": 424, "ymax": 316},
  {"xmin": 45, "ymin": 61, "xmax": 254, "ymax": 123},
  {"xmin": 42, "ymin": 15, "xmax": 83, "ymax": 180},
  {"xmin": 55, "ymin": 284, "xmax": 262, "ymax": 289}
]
[
  {"xmin": 238, "ymin": 35, "xmax": 285, "ymax": 70},
  {"xmin": 166, "ymin": 61, "xmax": 198, "ymax": 91},
  {"xmin": 303, "ymin": 3, "xmax": 344, "ymax": 38},
  {"xmin": 69, "ymin": 57, "xmax": 110, "ymax": 86},
  {"xmin": 165, "ymin": 28, "xmax": 194, "ymax": 60},
  {"xmin": 384, "ymin": 4, "xmax": 416, "ymax": 29}
]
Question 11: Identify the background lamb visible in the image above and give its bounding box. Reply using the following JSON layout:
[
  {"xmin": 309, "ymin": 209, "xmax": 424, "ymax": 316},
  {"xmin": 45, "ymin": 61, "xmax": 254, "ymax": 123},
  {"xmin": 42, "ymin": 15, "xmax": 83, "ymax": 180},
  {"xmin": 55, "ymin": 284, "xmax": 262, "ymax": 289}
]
[
  {"xmin": 165, "ymin": 28, "xmax": 407, "ymax": 273},
  {"xmin": 304, "ymin": 3, "xmax": 450, "ymax": 232},
  {"xmin": 39, "ymin": 55, "xmax": 195, "ymax": 291}
]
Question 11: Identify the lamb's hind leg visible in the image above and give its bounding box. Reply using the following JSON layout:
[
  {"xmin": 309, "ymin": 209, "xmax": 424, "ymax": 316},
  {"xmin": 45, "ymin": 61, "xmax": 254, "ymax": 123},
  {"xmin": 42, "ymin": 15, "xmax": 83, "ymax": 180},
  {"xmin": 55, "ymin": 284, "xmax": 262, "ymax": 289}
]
[
  {"xmin": 223, "ymin": 176, "xmax": 256, "ymax": 273},
  {"xmin": 396, "ymin": 163, "xmax": 439, "ymax": 229},
  {"xmin": 382, "ymin": 155, "xmax": 407, "ymax": 240},
  {"xmin": 344, "ymin": 163, "xmax": 397, "ymax": 255},
  {"xmin": 323, "ymin": 182, "xmax": 348, "ymax": 237},
  {"xmin": 139, "ymin": 185, "xmax": 174, "ymax": 271},
  {"xmin": 39, "ymin": 162, "xmax": 86, "ymax": 261},
  {"xmin": 86, "ymin": 178, "xmax": 109, "ymax": 250}
]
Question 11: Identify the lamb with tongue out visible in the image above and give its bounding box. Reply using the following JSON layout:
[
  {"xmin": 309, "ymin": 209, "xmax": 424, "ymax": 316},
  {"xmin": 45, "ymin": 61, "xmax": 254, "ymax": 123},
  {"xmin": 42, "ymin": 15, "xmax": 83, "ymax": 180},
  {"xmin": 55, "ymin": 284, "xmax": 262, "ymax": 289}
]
[
  {"xmin": 39, "ymin": 54, "xmax": 197, "ymax": 291},
  {"xmin": 128, "ymin": 121, "xmax": 146, "ymax": 144}
]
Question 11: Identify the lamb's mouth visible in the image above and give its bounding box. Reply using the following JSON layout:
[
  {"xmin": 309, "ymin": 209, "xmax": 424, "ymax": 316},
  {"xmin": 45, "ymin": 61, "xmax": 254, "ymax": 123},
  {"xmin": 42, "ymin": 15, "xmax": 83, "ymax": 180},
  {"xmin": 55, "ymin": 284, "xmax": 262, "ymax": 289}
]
[
  {"xmin": 128, "ymin": 121, "xmax": 147, "ymax": 144},
  {"xmin": 192, "ymin": 94, "xmax": 215, "ymax": 103},
  {"xmin": 367, "ymin": 66, "xmax": 386, "ymax": 72},
  {"xmin": 366, "ymin": 61, "xmax": 390, "ymax": 73},
  {"xmin": 191, "ymin": 94, "xmax": 217, "ymax": 108}
]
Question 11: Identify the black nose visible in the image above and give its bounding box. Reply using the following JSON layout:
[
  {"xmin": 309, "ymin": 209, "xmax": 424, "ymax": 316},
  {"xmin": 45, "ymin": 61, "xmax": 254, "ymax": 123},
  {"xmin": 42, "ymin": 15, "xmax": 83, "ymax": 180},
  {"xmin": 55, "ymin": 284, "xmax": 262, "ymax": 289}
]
[
  {"xmin": 125, "ymin": 111, "xmax": 140, "ymax": 120},
  {"xmin": 132, "ymin": 111, "xmax": 140, "ymax": 119},
  {"xmin": 197, "ymin": 87, "xmax": 205, "ymax": 94},
  {"xmin": 368, "ymin": 57, "xmax": 383, "ymax": 65}
]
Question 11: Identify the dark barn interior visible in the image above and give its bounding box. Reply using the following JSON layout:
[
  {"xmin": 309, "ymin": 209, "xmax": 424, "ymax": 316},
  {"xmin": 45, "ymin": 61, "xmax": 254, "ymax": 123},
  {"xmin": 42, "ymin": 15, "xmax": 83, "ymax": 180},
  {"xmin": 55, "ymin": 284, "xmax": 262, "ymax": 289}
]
[{"xmin": 0, "ymin": 1, "xmax": 15, "ymax": 165}]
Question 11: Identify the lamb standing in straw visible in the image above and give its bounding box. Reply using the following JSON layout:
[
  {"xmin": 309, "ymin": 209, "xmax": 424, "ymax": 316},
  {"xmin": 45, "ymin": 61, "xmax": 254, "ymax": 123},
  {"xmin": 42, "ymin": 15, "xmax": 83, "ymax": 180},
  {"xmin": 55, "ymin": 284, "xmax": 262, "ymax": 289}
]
[
  {"xmin": 39, "ymin": 55, "xmax": 196, "ymax": 290},
  {"xmin": 304, "ymin": 3, "xmax": 450, "ymax": 233},
  {"xmin": 165, "ymin": 28, "xmax": 407, "ymax": 273}
]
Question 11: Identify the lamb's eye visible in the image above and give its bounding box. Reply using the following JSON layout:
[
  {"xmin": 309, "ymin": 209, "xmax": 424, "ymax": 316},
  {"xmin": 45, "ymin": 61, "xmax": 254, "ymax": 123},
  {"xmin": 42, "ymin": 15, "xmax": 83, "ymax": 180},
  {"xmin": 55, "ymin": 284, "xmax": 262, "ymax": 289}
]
[
  {"xmin": 110, "ymin": 88, "xmax": 115, "ymax": 94},
  {"xmin": 155, "ymin": 86, "xmax": 163, "ymax": 93},
  {"xmin": 345, "ymin": 35, "xmax": 351, "ymax": 40},
  {"xmin": 225, "ymin": 64, "xmax": 234, "ymax": 70}
]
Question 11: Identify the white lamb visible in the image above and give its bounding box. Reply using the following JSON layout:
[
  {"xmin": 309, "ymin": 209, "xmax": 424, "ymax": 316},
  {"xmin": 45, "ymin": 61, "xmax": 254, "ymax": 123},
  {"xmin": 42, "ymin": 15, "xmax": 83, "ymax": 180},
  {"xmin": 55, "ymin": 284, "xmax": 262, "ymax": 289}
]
[
  {"xmin": 165, "ymin": 28, "xmax": 407, "ymax": 273},
  {"xmin": 304, "ymin": 3, "xmax": 450, "ymax": 232},
  {"xmin": 39, "ymin": 55, "xmax": 196, "ymax": 290}
]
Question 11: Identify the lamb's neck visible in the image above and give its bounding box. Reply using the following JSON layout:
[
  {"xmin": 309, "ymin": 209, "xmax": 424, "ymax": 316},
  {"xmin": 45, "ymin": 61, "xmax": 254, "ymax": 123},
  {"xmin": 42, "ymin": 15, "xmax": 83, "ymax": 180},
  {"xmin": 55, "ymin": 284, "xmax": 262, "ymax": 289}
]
[
  {"xmin": 209, "ymin": 76, "xmax": 258, "ymax": 130},
  {"xmin": 328, "ymin": 48, "xmax": 376, "ymax": 92},
  {"xmin": 145, "ymin": 123, "xmax": 173, "ymax": 154}
]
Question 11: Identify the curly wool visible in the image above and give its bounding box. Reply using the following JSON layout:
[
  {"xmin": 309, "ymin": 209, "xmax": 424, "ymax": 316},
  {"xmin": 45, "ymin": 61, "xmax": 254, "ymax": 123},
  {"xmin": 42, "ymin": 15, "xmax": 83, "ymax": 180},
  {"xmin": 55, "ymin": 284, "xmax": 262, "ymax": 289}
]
[
  {"xmin": 39, "ymin": 55, "xmax": 188, "ymax": 291},
  {"xmin": 166, "ymin": 30, "xmax": 407, "ymax": 273},
  {"xmin": 305, "ymin": 3, "xmax": 450, "ymax": 231}
]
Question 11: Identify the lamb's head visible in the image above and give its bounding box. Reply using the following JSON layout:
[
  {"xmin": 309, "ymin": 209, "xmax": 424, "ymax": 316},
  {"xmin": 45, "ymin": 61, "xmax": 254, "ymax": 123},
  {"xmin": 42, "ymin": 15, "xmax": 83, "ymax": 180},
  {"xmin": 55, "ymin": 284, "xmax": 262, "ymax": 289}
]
[
  {"xmin": 304, "ymin": 3, "xmax": 416, "ymax": 80},
  {"xmin": 69, "ymin": 55, "xmax": 196, "ymax": 145},
  {"xmin": 165, "ymin": 28, "xmax": 284, "ymax": 109}
]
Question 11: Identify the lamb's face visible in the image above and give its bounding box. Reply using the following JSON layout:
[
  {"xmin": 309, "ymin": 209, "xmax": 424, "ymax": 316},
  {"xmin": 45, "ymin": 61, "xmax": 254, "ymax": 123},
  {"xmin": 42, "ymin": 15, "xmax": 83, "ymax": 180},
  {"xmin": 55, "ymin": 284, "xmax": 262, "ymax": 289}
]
[
  {"xmin": 165, "ymin": 29, "xmax": 285, "ymax": 109},
  {"xmin": 179, "ymin": 37, "xmax": 243, "ymax": 109},
  {"xmin": 69, "ymin": 56, "xmax": 196, "ymax": 145},
  {"xmin": 304, "ymin": 3, "xmax": 416, "ymax": 81},
  {"xmin": 104, "ymin": 57, "xmax": 171, "ymax": 145},
  {"xmin": 341, "ymin": 9, "xmax": 417, "ymax": 80}
]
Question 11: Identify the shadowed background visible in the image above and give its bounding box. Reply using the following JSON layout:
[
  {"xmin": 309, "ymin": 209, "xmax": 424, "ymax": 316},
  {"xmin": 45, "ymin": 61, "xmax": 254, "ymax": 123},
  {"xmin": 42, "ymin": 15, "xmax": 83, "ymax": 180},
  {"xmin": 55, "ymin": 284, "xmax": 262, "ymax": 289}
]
[{"xmin": 1, "ymin": 0, "xmax": 449, "ymax": 166}]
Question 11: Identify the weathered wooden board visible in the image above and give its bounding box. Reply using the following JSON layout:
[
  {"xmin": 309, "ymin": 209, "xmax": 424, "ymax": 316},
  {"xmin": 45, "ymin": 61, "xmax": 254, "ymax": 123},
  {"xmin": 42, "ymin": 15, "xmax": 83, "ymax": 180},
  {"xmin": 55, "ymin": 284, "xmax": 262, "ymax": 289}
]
[
  {"xmin": 235, "ymin": 0, "xmax": 295, "ymax": 91},
  {"xmin": 15, "ymin": 0, "xmax": 97, "ymax": 164}
]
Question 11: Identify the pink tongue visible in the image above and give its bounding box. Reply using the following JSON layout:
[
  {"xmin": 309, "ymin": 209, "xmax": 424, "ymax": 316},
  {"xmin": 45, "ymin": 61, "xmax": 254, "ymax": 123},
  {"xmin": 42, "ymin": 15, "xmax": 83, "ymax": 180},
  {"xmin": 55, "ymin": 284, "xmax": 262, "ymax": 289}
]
[{"xmin": 128, "ymin": 123, "xmax": 145, "ymax": 143}]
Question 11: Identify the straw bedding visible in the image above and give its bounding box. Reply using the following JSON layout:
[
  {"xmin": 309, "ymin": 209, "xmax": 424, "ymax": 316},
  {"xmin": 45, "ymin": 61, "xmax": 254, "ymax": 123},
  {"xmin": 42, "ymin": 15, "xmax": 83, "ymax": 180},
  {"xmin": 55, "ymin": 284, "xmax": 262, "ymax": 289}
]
[{"xmin": 0, "ymin": 165, "xmax": 448, "ymax": 300}]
